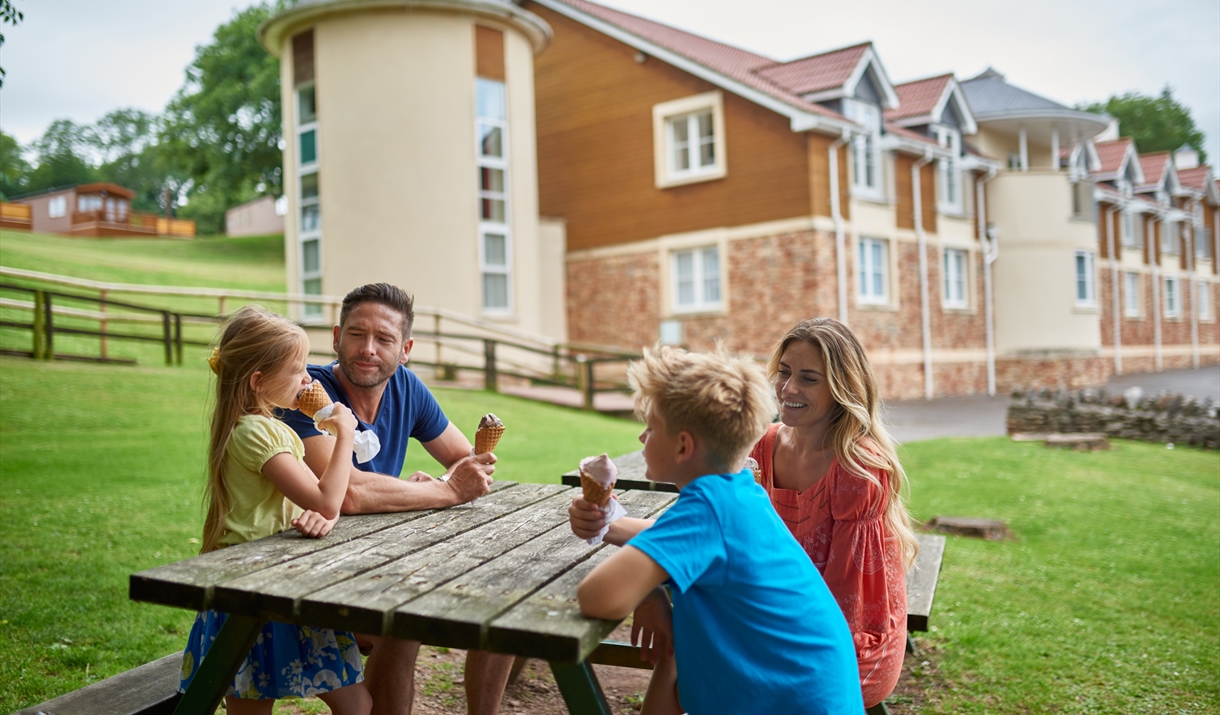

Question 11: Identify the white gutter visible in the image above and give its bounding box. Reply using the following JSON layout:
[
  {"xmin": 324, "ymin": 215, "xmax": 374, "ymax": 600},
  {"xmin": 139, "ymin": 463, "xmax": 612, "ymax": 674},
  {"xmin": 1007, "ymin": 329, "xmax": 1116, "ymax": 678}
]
[
  {"xmin": 828, "ymin": 131, "xmax": 850, "ymax": 323},
  {"xmin": 1106, "ymin": 205, "xmax": 1121, "ymax": 374},
  {"xmin": 913, "ymin": 149, "xmax": 935, "ymax": 400},
  {"xmin": 976, "ymin": 166, "xmax": 998, "ymax": 395},
  {"xmin": 1189, "ymin": 200, "xmax": 1199, "ymax": 368}
]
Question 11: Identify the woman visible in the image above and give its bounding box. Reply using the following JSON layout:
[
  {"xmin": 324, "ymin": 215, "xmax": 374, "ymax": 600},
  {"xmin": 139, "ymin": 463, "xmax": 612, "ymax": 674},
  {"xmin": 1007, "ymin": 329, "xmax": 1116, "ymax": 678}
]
[{"xmin": 749, "ymin": 317, "xmax": 917, "ymax": 709}]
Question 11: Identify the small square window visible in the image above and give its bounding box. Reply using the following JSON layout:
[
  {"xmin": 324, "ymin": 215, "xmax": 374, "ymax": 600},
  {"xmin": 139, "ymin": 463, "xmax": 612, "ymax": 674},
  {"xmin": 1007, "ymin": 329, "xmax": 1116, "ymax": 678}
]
[
  {"xmin": 1124, "ymin": 272, "xmax": 1140, "ymax": 318},
  {"xmin": 1075, "ymin": 251, "xmax": 1095, "ymax": 307},
  {"xmin": 671, "ymin": 246, "xmax": 722, "ymax": 313},
  {"xmin": 1163, "ymin": 277, "xmax": 1181, "ymax": 317},
  {"xmin": 299, "ymin": 129, "xmax": 317, "ymax": 166},
  {"xmin": 653, "ymin": 92, "xmax": 726, "ymax": 188}
]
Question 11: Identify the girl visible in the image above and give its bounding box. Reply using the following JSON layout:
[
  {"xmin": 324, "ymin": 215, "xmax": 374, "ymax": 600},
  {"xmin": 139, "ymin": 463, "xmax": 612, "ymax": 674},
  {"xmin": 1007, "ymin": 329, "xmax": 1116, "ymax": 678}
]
[
  {"xmin": 179, "ymin": 306, "xmax": 371, "ymax": 714},
  {"xmin": 751, "ymin": 317, "xmax": 918, "ymax": 709}
]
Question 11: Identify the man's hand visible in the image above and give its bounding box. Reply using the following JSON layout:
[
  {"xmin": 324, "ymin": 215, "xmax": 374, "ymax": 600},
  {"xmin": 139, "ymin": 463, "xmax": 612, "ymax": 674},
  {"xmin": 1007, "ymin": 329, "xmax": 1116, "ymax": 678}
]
[
  {"xmin": 631, "ymin": 588, "xmax": 674, "ymax": 666},
  {"xmin": 569, "ymin": 496, "xmax": 608, "ymax": 540},
  {"xmin": 441, "ymin": 452, "xmax": 496, "ymax": 503},
  {"xmin": 292, "ymin": 510, "xmax": 339, "ymax": 538}
]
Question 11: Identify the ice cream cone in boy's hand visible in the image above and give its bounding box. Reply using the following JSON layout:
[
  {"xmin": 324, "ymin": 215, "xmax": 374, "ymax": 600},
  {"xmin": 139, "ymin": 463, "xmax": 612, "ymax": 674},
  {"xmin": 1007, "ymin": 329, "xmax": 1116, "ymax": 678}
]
[
  {"xmin": 579, "ymin": 454, "xmax": 617, "ymax": 508},
  {"xmin": 297, "ymin": 381, "xmax": 333, "ymax": 419},
  {"xmin": 475, "ymin": 413, "xmax": 505, "ymax": 454}
]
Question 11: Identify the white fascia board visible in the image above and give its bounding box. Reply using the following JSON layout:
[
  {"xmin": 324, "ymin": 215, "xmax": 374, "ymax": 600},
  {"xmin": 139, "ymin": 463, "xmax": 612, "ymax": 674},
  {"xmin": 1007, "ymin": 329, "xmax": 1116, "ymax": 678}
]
[
  {"xmin": 1085, "ymin": 142, "xmax": 1102, "ymax": 172},
  {"xmin": 843, "ymin": 47, "xmax": 901, "ymax": 109},
  {"xmin": 930, "ymin": 79, "xmax": 978, "ymax": 135},
  {"xmin": 879, "ymin": 133, "xmax": 952, "ymax": 158},
  {"xmin": 961, "ymin": 154, "xmax": 1002, "ymax": 171},
  {"xmin": 530, "ymin": 0, "xmax": 854, "ymax": 136},
  {"xmin": 1124, "ymin": 145, "xmax": 1146, "ymax": 185}
]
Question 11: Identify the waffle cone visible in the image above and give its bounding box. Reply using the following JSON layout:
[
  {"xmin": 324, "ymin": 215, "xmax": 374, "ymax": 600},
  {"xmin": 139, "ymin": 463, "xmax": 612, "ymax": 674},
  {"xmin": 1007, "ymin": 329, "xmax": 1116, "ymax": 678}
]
[
  {"xmin": 475, "ymin": 425, "xmax": 505, "ymax": 455},
  {"xmin": 580, "ymin": 471, "xmax": 614, "ymax": 508},
  {"xmin": 298, "ymin": 382, "xmax": 333, "ymax": 418}
]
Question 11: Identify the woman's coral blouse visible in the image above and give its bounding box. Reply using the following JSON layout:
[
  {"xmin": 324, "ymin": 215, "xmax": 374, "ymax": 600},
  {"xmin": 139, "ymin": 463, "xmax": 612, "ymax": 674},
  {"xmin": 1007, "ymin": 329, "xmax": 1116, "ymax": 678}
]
[{"xmin": 749, "ymin": 424, "xmax": 907, "ymax": 708}]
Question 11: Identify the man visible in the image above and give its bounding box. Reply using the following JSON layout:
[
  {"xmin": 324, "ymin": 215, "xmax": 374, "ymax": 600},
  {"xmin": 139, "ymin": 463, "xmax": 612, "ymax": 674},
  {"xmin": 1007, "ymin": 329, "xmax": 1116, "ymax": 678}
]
[{"xmin": 280, "ymin": 283, "xmax": 514, "ymax": 715}]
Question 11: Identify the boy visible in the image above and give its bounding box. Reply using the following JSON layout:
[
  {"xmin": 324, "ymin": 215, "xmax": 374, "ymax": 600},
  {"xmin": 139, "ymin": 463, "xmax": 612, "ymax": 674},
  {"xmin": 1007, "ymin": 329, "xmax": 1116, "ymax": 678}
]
[{"xmin": 575, "ymin": 346, "xmax": 863, "ymax": 715}]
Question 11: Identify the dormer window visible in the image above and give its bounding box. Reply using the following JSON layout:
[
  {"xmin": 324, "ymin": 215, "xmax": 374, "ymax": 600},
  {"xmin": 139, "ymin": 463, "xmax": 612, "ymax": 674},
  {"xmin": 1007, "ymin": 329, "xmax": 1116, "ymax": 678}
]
[
  {"xmin": 652, "ymin": 92, "xmax": 727, "ymax": 189},
  {"xmin": 934, "ymin": 126, "xmax": 962, "ymax": 213},
  {"xmin": 843, "ymin": 98, "xmax": 882, "ymax": 199}
]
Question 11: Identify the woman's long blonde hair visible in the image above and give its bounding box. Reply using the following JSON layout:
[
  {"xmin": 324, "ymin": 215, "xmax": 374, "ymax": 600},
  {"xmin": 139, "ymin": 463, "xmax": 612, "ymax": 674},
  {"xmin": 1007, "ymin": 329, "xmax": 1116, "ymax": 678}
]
[
  {"xmin": 767, "ymin": 317, "xmax": 919, "ymax": 570},
  {"xmin": 201, "ymin": 306, "xmax": 308, "ymax": 553}
]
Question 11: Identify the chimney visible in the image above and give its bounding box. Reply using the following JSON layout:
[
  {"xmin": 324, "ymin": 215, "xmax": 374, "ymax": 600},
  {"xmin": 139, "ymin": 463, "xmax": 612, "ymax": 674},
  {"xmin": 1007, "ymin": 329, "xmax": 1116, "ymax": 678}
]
[{"xmin": 1173, "ymin": 145, "xmax": 1199, "ymax": 170}]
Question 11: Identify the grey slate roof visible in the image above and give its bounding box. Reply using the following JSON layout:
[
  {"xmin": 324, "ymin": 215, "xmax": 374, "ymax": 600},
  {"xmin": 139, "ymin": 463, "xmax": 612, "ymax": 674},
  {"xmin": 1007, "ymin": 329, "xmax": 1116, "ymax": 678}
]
[{"xmin": 960, "ymin": 68, "xmax": 1095, "ymax": 120}]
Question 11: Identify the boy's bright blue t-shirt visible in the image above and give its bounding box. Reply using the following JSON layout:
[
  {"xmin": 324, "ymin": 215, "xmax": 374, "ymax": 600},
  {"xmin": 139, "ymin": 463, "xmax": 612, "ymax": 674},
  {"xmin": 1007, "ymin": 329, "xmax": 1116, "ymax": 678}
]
[
  {"xmin": 627, "ymin": 470, "xmax": 863, "ymax": 715},
  {"xmin": 278, "ymin": 362, "xmax": 449, "ymax": 476}
]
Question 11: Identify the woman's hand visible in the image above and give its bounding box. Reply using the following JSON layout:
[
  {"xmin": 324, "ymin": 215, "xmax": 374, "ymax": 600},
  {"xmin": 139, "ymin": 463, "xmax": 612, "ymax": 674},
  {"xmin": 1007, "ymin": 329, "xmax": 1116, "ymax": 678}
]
[
  {"xmin": 318, "ymin": 403, "xmax": 358, "ymax": 438},
  {"xmin": 630, "ymin": 588, "xmax": 673, "ymax": 666},
  {"xmin": 568, "ymin": 496, "xmax": 608, "ymax": 539},
  {"xmin": 292, "ymin": 510, "xmax": 339, "ymax": 538}
]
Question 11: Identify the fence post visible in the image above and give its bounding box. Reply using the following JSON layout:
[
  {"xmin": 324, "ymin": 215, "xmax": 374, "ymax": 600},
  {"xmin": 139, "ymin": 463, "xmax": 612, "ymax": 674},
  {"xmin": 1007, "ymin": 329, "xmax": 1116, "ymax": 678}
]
[
  {"xmin": 162, "ymin": 312, "xmax": 173, "ymax": 365},
  {"xmin": 435, "ymin": 313, "xmax": 444, "ymax": 382},
  {"xmin": 43, "ymin": 291, "xmax": 54, "ymax": 360},
  {"xmin": 218, "ymin": 296, "xmax": 226, "ymax": 316},
  {"xmin": 578, "ymin": 356, "xmax": 595, "ymax": 411},
  {"xmin": 32, "ymin": 290, "xmax": 46, "ymax": 359},
  {"xmin": 99, "ymin": 288, "xmax": 109, "ymax": 360},
  {"xmin": 552, "ymin": 345, "xmax": 561, "ymax": 382},
  {"xmin": 174, "ymin": 314, "xmax": 184, "ymax": 365},
  {"xmin": 484, "ymin": 339, "xmax": 498, "ymax": 392}
]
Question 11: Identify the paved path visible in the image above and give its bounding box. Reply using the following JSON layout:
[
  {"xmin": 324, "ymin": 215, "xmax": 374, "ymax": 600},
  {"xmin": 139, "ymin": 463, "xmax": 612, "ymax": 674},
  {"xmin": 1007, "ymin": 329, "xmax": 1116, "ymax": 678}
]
[{"xmin": 885, "ymin": 366, "xmax": 1218, "ymax": 444}]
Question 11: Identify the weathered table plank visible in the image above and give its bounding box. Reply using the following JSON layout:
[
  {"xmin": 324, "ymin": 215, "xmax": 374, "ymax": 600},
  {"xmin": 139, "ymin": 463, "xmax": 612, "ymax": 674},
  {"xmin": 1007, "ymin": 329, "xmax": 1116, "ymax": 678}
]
[
  {"xmin": 295, "ymin": 485, "xmax": 581, "ymax": 636},
  {"xmin": 390, "ymin": 490, "xmax": 676, "ymax": 653},
  {"xmin": 129, "ymin": 481, "xmax": 514, "ymax": 611},
  {"xmin": 209, "ymin": 484, "xmax": 570, "ymax": 621},
  {"xmin": 486, "ymin": 492, "xmax": 678, "ymax": 662},
  {"xmin": 907, "ymin": 533, "xmax": 946, "ymax": 632}
]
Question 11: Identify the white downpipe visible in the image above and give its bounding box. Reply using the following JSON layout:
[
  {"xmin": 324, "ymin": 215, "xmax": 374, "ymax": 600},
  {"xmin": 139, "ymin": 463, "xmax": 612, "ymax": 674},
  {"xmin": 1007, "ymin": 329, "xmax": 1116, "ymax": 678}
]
[
  {"xmin": 976, "ymin": 167, "xmax": 998, "ymax": 396},
  {"xmin": 913, "ymin": 150, "xmax": 934, "ymax": 400},
  {"xmin": 1107, "ymin": 206, "xmax": 1121, "ymax": 374},
  {"xmin": 1018, "ymin": 126, "xmax": 1029, "ymax": 172},
  {"xmin": 1151, "ymin": 218, "xmax": 1163, "ymax": 371},
  {"xmin": 1189, "ymin": 209, "xmax": 1199, "ymax": 368},
  {"xmin": 828, "ymin": 132, "xmax": 850, "ymax": 324},
  {"xmin": 1050, "ymin": 128, "xmax": 1060, "ymax": 172}
]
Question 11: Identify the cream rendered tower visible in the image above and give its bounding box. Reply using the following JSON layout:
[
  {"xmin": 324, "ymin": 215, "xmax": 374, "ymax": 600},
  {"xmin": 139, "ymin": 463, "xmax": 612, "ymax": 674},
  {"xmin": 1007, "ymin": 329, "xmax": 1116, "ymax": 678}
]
[{"xmin": 259, "ymin": 0, "xmax": 562, "ymax": 341}]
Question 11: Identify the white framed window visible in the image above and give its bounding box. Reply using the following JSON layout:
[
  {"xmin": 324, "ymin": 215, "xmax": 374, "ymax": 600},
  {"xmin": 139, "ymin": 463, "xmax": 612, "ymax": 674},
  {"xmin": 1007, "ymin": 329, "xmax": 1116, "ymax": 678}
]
[
  {"xmin": 934, "ymin": 126, "xmax": 962, "ymax": 213},
  {"xmin": 652, "ymin": 92, "xmax": 726, "ymax": 188},
  {"xmin": 476, "ymin": 78, "xmax": 512, "ymax": 314},
  {"xmin": 48, "ymin": 196, "xmax": 66, "ymax": 218},
  {"xmin": 1163, "ymin": 277, "xmax": 1181, "ymax": 318},
  {"xmin": 1198, "ymin": 281, "xmax": 1212, "ymax": 319},
  {"xmin": 1163, "ymin": 221, "xmax": 1180, "ymax": 255},
  {"xmin": 670, "ymin": 246, "xmax": 721, "ymax": 313},
  {"xmin": 1124, "ymin": 272, "xmax": 1141, "ymax": 318},
  {"xmin": 295, "ymin": 84, "xmax": 323, "ymax": 320},
  {"xmin": 1200, "ymin": 228, "xmax": 1214, "ymax": 259},
  {"xmin": 1075, "ymin": 251, "xmax": 1096, "ymax": 307},
  {"xmin": 1071, "ymin": 179, "xmax": 1093, "ymax": 219},
  {"xmin": 943, "ymin": 248, "xmax": 968, "ymax": 309},
  {"xmin": 858, "ymin": 237, "xmax": 889, "ymax": 304},
  {"xmin": 1121, "ymin": 210, "xmax": 1141, "ymax": 250},
  {"xmin": 844, "ymin": 99, "xmax": 882, "ymax": 199}
]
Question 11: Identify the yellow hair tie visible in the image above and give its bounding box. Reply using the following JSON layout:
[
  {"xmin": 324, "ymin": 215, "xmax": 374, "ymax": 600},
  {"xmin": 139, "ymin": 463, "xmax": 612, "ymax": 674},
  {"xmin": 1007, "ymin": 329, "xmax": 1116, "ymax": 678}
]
[{"xmin": 208, "ymin": 347, "xmax": 221, "ymax": 375}]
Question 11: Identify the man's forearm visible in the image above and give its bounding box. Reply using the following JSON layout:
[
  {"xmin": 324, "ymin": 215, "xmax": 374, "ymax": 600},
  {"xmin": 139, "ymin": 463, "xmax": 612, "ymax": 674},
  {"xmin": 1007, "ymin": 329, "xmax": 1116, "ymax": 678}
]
[{"xmin": 341, "ymin": 469, "xmax": 462, "ymax": 514}]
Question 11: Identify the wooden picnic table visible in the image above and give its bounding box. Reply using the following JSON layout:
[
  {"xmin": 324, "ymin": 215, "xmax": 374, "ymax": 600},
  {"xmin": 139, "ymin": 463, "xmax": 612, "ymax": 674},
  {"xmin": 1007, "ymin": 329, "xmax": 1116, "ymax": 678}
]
[{"xmin": 129, "ymin": 481, "xmax": 677, "ymax": 715}]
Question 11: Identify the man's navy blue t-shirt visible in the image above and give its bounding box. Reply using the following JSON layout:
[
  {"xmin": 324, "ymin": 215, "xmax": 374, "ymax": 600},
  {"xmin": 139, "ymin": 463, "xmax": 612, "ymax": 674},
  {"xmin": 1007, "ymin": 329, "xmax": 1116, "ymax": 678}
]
[{"xmin": 279, "ymin": 362, "xmax": 449, "ymax": 477}]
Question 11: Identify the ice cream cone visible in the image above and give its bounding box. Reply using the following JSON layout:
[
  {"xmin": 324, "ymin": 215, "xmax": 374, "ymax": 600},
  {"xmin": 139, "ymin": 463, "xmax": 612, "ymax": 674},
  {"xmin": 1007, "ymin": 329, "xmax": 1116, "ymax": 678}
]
[
  {"xmin": 580, "ymin": 471, "xmax": 613, "ymax": 508},
  {"xmin": 475, "ymin": 424, "xmax": 505, "ymax": 455},
  {"xmin": 298, "ymin": 381, "xmax": 333, "ymax": 419}
]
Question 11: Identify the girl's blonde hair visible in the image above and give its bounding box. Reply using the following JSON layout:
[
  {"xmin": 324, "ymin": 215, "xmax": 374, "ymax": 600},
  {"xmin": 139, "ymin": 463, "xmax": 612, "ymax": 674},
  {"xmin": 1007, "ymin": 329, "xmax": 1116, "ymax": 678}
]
[
  {"xmin": 201, "ymin": 306, "xmax": 308, "ymax": 553},
  {"xmin": 767, "ymin": 317, "xmax": 919, "ymax": 570}
]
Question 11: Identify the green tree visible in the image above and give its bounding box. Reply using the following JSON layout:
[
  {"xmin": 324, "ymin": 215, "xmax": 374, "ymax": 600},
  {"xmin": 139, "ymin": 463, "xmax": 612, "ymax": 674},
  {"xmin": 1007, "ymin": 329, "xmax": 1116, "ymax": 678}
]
[
  {"xmin": 1078, "ymin": 87, "xmax": 1207, "ymax": 163},
  {"xmin": 0, "ymin": 0, "xmax": 22, "ymax": 86},
  {"xmin": 90, "ymin": 109, "xmax": 175, "ymax": 213},
  {"xmin": 25, "ymin": 119, "xmax": 98, "ymax": 193},
  {"xmin": 0, "ymin": 129, "xmax": 30, "ymax": 198},
  {"xmin": 159, "ymin": 2, "xmax": 284, "ymax": 234}
]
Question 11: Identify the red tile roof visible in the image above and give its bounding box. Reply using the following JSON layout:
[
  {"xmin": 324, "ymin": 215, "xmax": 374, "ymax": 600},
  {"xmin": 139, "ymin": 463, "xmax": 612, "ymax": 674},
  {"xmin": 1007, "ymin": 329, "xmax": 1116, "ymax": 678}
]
[
  {"xmin": 1138, "ymin": 152, "xmax": 1171, "ymax": 187},
  {"xmin": 1176, "ymin": 166, "xmax": 1213, "ymax": 191},
  {"xmin": 1093, "ymin": 138, "xmax": 1133, "ymax": 175},
  {"xmin": 885, "ymin": 74, "xmax": 952, "ymax": 121},
  {"xmin": 547, "ymin": 0, "xmax": 855, "ymax": 122},
  {"xmin": 753, "ymin": 43, "xmax": 871, "ymax": 96}
]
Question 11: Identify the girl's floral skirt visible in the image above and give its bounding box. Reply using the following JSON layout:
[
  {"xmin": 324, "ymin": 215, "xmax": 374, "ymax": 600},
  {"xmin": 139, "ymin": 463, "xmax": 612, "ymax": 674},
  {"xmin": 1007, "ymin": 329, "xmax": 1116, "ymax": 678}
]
[{"xmin": 179, "ymin": 609, "xmax": 364, "ymax": 699}]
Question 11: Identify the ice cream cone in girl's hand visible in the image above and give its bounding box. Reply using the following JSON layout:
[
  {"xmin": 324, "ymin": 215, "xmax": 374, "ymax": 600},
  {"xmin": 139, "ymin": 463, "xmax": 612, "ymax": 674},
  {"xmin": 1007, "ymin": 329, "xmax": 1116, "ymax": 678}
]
[{"xmin": 297, "ymin": 381, "xmax": 333, "ymax": 419}]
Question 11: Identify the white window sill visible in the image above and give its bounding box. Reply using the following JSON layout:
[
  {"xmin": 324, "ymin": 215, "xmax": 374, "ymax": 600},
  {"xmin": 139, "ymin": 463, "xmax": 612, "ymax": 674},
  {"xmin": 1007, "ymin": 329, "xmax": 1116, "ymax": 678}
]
[
  {"xmin": 855, "ymin": 300, "xmax": 897, "ymax": 312},
  {"xmin": 938, "ymin": 204, "xmax": 966, "ymax": 218},
  {"xmin": 668, "ymin": 305, "xmax": 726, "ymax": 319},
  {"xmin": 941, "ymin": 304, "xmax": 974, "ymax": 314},
  {"xmin": 658, "ymin": 167, "xmax": 726, "ymax": 190},
  {"xmin": 1073, "ymin": 304, "xmax": 1099, "ymax": 314},
  {"xmin": 850, "ymin": 189, "xmax": 888, "ymax": 205},
  {"xmin": 481, "ymin": 311, "xmax": 517, "ymax": 322}
]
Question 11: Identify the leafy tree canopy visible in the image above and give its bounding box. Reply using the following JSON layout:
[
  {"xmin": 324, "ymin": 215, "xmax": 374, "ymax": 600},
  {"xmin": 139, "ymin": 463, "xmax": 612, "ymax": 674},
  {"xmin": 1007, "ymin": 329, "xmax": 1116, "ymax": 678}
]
[
  {"xmin": 1078, "ymin": 86, "xmax": 1208, "ymax": 163},
  {"xmin": 25, "ymin": 119, "xmax": 98, "ymax": 193},
  {"xmin": 0, "ymin": 129, "xmax": 30, "ymax": 198}
]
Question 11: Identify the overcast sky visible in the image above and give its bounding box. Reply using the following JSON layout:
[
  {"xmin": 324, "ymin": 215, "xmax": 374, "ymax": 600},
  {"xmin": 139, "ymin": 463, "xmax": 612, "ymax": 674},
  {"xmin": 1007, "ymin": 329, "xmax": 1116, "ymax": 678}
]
[{"xmin": 3, "ymin": 0, "xmax": 1217, "ymax": 161}]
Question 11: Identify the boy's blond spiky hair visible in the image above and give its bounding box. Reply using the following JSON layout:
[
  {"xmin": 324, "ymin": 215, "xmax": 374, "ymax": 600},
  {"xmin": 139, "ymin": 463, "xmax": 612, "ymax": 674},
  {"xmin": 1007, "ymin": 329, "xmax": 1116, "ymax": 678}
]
[{"xmin": 629, "ymin": 345, "xmax": 776, "ymax": 471}]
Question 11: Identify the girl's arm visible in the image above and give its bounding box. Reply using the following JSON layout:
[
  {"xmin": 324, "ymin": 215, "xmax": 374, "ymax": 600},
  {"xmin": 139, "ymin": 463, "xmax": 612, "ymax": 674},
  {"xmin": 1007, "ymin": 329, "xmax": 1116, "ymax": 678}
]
[{"xmin": 263, "ymin": 404, "xmax": 358, "ymax": 520}]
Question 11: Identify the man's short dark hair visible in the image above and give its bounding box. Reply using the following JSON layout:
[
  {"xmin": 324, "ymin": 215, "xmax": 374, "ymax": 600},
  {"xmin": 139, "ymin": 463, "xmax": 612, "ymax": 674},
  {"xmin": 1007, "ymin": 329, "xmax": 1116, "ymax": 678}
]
[{"xmin": 339, "ymin": 283, "xmax": 415, "ymax": 338}]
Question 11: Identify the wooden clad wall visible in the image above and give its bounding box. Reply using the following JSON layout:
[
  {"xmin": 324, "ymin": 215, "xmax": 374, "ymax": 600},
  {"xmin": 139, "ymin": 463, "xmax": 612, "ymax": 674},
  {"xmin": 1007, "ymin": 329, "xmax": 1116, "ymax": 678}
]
[
  {"xmin": 475, "ymin": 25, "xmax": 505, "ymax": 81},
  {"xmin": 920, "ymin": 162, "xmax": 937, "ymax": 234},
  {"xmin": 806, "ymin": 133, "xmax": 849, "ymax": 220},
  {"xmin": 893, "ymin": 154, "xmax": 936, "ymax": 232},
  {"xmin": 527, "ymin": 2, "xmax": 813, "ymax": 251},
  {"xmin": 1096, "ymin": 202, "xmax": 1119, "ymax": 260}
]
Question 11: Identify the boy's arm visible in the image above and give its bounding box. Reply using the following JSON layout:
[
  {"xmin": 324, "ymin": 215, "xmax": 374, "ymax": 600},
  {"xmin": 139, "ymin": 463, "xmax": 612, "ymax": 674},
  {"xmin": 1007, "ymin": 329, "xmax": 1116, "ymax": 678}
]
[
  {"xmin": 577, "ymin": 546, "xmax": 669, "ymax": 621},
  {"xmin": 569, "ymin": 497, "xmax": 655, "ymax": 545}
]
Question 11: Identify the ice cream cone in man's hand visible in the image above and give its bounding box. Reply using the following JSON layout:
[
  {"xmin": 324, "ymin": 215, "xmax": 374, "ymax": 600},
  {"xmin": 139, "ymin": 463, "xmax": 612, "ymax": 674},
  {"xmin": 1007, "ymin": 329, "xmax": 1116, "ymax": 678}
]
[
  {"xmin": 579, "ymin": 454, "xmax": 617, "ymax": 509},
  {"xmin": 475, "ymin": 413, "xmax": 505, "ymax": 455}
]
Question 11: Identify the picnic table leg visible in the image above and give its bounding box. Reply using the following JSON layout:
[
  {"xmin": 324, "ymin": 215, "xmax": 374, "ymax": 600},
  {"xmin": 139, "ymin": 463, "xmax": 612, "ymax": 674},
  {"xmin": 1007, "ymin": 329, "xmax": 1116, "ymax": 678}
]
[
  {"xmin": 549, "ymin": 660, "xmax": 613, "ymax": 715},
  {"xmin": 173, "ymin": 613, "xmax": 263, "ymax": 715}
]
